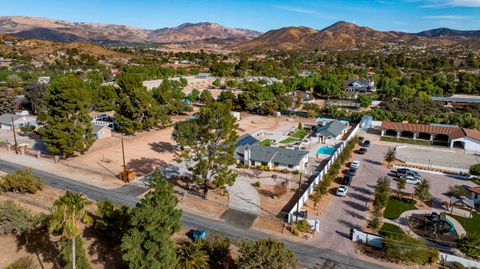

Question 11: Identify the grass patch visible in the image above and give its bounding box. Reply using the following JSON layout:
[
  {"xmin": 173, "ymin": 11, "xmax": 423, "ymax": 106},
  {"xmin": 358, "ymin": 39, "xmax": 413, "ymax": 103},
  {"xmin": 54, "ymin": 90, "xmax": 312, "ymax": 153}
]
[
  {"xmin": 383, "ymin": 197, "xmax": 417, "ymax": 220},
  {"xmin": 450, "ymin": 212, "xmax": 480, "ymax": 237},
  {"xmin": 380, "ymin": 136, "xmax": 432, "ymax": 146},
  {"xmin": 470, "ymin": 177, "xmax": 480, "ymax": 185},
  {"xmin": 379, "ymin": 223, "xmax": 405, "ymax": 236},
  {"xmin": 259, "ymin": 139, "xmax": 273, "ymax": 146},
  {"xmin": 290, "ymin": 129, "xmax": 309, "ymax": 140},
  {"xmin": 279, "ymin": 137, "xmax": 298, "ymax": 144}
]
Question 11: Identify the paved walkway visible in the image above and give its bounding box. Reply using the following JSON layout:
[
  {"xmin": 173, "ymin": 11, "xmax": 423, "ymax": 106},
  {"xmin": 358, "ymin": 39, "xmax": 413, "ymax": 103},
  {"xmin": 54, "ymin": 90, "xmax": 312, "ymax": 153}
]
[{"xmin": 226, "ymin": 178, "xmax": 260, "ymax": 215}]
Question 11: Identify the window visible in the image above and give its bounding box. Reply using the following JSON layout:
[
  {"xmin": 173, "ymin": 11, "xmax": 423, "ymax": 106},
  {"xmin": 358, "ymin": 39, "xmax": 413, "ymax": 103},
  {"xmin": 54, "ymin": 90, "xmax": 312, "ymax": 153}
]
[{"xmin": 475, "ymin": 193, "xmax": 479, "ymax": 199}]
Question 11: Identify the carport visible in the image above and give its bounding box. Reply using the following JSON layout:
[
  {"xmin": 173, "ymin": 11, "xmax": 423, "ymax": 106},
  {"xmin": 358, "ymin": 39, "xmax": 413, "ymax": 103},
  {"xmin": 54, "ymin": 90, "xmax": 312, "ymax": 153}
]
[{"xmin": 380, "ymin": 121, "xmax": 480, "ymax": 152}]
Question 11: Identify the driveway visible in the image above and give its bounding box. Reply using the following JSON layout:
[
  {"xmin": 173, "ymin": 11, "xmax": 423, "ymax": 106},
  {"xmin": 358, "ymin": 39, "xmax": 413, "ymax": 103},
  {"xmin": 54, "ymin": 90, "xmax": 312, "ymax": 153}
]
[{"xmin": 226, "ymin": 178, "xmax": 260, "ymax": 215}]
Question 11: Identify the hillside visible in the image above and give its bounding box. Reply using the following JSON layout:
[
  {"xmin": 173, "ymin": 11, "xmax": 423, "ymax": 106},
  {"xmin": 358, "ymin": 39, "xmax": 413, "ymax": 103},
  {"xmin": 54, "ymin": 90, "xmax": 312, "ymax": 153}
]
[
  {"xmin": 0, "ymin": 35, "xmax": 131, "ymax": 62},
  {"xmin": 0, "ymin": 16, "xmax": 261, "ymax": 44},
  {"xmin": 416, "ymin": 28, "xmax": 480, "ymax": 39},
  {"xmin": 232, "ymin": 21, "xmax": 473, "ymax": 51}
]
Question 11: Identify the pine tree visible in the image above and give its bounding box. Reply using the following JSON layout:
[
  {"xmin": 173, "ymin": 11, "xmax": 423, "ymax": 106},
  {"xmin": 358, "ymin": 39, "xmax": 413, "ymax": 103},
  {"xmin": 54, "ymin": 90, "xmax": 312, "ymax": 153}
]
[
  {"xmin": 237, "ymin": 238, "xmax": 296, "ymax": 269},
  {"xmin": 121, "ymin": 170, "xmax": 182, "ymax": 269},
  {"xmin": 38, "ymin": 75, "xmax": 94, "ymax": 156},
  {"xmin": 173, "ymin": 102, "xmax": 238, "ymax": 198},
  {"xmin": 115, "ymin": 73, "xmax": 170, "ymax": 135}
]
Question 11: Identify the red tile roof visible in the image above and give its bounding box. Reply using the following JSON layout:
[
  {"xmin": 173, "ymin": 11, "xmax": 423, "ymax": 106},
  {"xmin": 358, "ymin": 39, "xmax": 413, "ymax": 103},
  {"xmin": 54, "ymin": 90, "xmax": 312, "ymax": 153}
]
[
  {"xmin": 380, "ymin": 121, "xmax": 480, "ymax": 141},
  {"xmin": 469, "ymin": 187, "xmax": 480, "ymax": 195}
]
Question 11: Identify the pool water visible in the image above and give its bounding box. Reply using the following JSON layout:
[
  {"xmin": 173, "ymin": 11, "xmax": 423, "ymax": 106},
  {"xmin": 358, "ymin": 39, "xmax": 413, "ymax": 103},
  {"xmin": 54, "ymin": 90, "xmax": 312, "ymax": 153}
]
[{"xmin": 317, "ymin": 146, "xmax": 336, "ymax": 155}]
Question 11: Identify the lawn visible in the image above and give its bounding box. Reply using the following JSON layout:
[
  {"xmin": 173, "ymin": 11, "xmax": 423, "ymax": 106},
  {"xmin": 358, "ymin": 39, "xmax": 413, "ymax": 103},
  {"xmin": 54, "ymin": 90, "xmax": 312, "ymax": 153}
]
[
  {"xmin": 290, "ymin": 129, "xmax": 309, "ymax": 140},
  {"xmin": 279, "ymin": 137, "xmax": 299, "ymax": 144},
  {"xmin": 380, "ymin": 136, "xmax": 432, "ymax": 146},
  {"xmin": 450, "ymin": 212, "xmax": 480, "ymax": 237},
  {"xmin": 383, "ymin": 197, "xmax": 417, "ymax": 220},
  {"xmin": 379, "ymin": 223, "xmax": 405, "ymax": 236},
  {"xmin": 259, "ymin": 139, "xmax": 273, "ymax": 146}
]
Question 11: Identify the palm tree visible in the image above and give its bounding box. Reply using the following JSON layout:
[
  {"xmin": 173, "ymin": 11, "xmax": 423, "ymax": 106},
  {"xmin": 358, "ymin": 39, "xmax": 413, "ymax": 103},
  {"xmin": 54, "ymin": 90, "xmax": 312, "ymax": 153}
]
[
  {"xmin": 49, "ymin": 191, "xmax": 92, "ymax": 269},
  {"xmin": 176, "ymin": 241, "xmax": 209, "ymax": 269},
  {"xmin": 384, "ymin": 147, "xmax": 396, "ymax": 168}
]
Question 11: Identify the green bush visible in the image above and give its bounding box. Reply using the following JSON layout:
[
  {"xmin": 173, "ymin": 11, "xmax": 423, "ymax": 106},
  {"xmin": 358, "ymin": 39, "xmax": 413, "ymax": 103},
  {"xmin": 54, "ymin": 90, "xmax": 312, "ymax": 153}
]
[
  {"xmin": 470, "ymin": 164, "xmax": 480, "ymax": 176},
  {"xmin": 5, "ymin": 257, "xmax": 36, "ymax": 269},
  {"xmin": 252, "ymin": 181, "xmax": 261, "ymax": 188},
  {"xmin": 0, "ymin": 168, "xmax": 44, "ymax": 194},
  {"xmin": 295, "ymin": 219, "xmax": 310, "ymax": 233},
  {"xmin": 384, "ymin": 234, "xmax": 439, "ymax": 265},
  {"xmin": 447, "ymin": 185, "xmax": 471, "ymax": 198},
  {"xmin": 20, "ymin": 124, "xmax": 36, "ymax": 133},
  {"xmin": 449, "ymin": 261, "xmax": 466, "ymax": 269},
  {"xmin": 457, "ymin": 234, "xmax": 480, "ymax": 260}
]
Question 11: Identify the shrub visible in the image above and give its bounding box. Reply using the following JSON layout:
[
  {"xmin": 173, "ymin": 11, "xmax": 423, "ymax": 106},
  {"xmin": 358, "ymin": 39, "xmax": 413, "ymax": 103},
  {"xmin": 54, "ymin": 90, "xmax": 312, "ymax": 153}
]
[
  {"xmin": 384, "ymin": 234, "xmax": 439, "ymax": 265},
  {"xmin": 273, "ymin": 180, "xmax": 288, "ymax": 197},
  {"xmin": 0, "ymin": 169, "xmax": 44, "ymax": 194},
  {"xmin": 457, "ymin": 234, "xmax": 480, "ymax": 260},
  {"xmin": 470, "ymin": 164, "xmax": 480, "ymax": 176},
  {"xmin": 295, "ymin": 219, "xmax": 310, "ymax": 233},
  {"xmin": 5, "ymin": 256, "xmax": 36, "ymax": 269},
  {"xmin": 447, "ymin": 185, "xmax": 470, "ymax": 198},
  {"xmin": 237, "ymin": 238, "xmax": 296, "ymax": 269},
  {"xmin": 449, "ymin": 261, "xmax": 466, "ymax": 269},
  {"xmin": 20, "ymin": 124, "xmax": 36, "ymax": 133},
  {"xmin": 368, "ymin": 209, "xmax": 382, "ymax": 230},
  {"xmin": 252, "ymin": 181, "xmax": 261, "ymax": 188}
]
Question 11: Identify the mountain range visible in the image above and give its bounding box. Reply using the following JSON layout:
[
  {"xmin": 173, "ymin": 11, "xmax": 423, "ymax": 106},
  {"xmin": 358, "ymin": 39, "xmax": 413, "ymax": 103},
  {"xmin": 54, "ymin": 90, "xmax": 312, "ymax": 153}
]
[
  {"xmin": 0, "ymin": 16, "xmax": 261, "ymax": 44},
  {"xmin": 0, "ymin": 16, "xmax": 479, "ymax": 50}
]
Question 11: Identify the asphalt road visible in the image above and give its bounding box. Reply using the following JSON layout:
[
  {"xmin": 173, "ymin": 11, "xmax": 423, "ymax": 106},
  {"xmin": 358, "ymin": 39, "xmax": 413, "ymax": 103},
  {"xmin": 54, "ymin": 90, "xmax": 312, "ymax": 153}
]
[{"xmin": 0, "ymin": 159, "xmax": 388, "ymax": 269}]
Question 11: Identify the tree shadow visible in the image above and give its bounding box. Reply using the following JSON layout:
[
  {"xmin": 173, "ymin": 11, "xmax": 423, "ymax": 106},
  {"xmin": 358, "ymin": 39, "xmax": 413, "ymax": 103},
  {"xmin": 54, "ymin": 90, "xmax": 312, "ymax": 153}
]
[
  {"xmin": 258, "ymin": 189, "xmax": 275, "ymax": 199},
  {"xmin": 338, "ymin": 219, "xmax": 362, "ymax": 230},
  {"xmin": 127, "ymin": 157, "xmax": 167, "ymax": 176},
  {"xmin": 364, "ymin": 159, "xmax": 383, "ymax": 166},
  {"xmin": 16, "ymin": 227, "xmax": 62, "ymax": 269},
  {"xmin": 148, "ymin": 141, "xmax": 177, "ymax": 155},
  {"xmin": 350, "ymin": 186, "xmax": 373, "ymax": 196},
  {"xmin": 343, "ymin": 200, "xmax": 368, "ymax": 212},
  {"xmin": 349, "ymin": 192, "xmax": 370, "ymax": 203},
  {"xmin": 83, "ymin": 227, "xmax": 127, "ymax": 269},
  {"xmin": 344, "ymin": 209, "xmax": 366, "ymax": 220}
]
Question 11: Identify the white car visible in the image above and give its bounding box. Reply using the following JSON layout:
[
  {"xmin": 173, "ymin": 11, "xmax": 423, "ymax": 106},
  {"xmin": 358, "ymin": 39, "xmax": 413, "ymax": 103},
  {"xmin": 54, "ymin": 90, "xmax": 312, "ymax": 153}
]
[
  {"xmin": 336, "ymin": 185, "xmax": 348, "ymax": 197},
  {"xmin": 404, "ymin": 176, "xmax": 420, "ymax": 185},
  {"xmin": 351, "ymin": 160, "xmax": 360, "ymax": 169}
]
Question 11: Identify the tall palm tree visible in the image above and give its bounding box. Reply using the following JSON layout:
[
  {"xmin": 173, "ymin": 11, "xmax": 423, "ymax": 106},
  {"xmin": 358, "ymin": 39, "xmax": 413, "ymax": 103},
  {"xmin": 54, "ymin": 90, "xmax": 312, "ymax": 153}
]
[
  {"xmin": 49, "ymin": 191, "xmax": 92, "ymax": 269},
  {"xmin": 176, "ymin": 241, "xmax": 209, "ymax": 269}
]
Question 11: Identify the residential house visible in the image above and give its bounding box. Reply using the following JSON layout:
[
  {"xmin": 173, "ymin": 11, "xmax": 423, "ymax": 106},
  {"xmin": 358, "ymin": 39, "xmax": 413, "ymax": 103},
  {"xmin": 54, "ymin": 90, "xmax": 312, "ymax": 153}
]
[
  {"xmin": 93, "ymin": 124, "xmax": 112, "ymax": 140},
  {"xmin": 196, "ymin": 73, "xmax": 212, "ymax": 79},
  {"xmin": 0, "ymin": 113, "xmax": 37, "ymax": 130},
  {"xmin": 343, "ymin": 78, "xmax": 375, "ymax": 94},
  {"xmin": 235, "ymin": 144, "xmax": 309, "ymax": 172},
  {"xmin": 468, "ymin": 186, "xmax": 480, "ymax": 206},
  {"xmin": 314, "ymin": 120, "xmax": 348, "ymax": 141}
]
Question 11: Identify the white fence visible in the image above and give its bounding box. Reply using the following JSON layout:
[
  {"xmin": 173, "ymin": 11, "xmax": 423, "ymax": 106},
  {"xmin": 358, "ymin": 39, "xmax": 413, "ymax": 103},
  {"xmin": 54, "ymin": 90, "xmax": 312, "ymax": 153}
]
[
  {"xmin": 287, "ymin": 123, "xmax": 360, "ymax": 223},
  {"xmin": 352, "ymin": 229, "xmax": 480, "ymax": 268},
  {"xmin": 351, "ymin": 228, "xmax": 384, "ymax": 248},
  {"xmin": 440, "ymin": 253, "xmax": 480, "ymax": 268}
]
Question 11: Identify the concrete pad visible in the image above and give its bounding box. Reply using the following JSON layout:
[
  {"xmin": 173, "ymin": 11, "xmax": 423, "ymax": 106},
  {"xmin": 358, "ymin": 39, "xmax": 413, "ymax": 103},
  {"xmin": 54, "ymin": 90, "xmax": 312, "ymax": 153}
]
[{"xmin": 226, "ymin": 178, "xmax": 260, "ymax": 215}]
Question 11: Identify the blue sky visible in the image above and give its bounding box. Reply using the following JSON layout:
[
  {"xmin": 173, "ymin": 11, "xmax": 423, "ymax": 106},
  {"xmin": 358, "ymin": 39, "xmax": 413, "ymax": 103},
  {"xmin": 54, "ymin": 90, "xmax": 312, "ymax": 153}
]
[{"xmin": 1, "ymin": 0, "xmax": 479, "ymax": 32}]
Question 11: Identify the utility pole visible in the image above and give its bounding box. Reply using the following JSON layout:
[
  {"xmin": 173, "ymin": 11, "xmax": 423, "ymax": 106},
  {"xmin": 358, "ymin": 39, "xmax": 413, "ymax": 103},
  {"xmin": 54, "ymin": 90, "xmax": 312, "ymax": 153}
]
[
  {"xmin": 11, "ymin": 117, "xmax": 18, "ymax": 154},
  {"xmin": 121, "ymin": 137, "xmax": 127, "ymax": 176},
  {"xmin": 295, "ymin": 172, "xmax": 303, "ymax": 222}
]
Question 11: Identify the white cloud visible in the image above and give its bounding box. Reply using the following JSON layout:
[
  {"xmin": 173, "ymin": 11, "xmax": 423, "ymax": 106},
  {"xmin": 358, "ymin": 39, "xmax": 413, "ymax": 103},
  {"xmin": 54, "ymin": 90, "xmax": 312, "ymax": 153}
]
[
  {"xmin": 420, "ymin": 0, "xmax": 480, "ymax": 8},
  {"xmin": 274, "ymin": 5, "xmax": 318, "ymax": 15},
  {"xmin": 423, "ymin": 15, "xmax": 470, "ymax": 19}
]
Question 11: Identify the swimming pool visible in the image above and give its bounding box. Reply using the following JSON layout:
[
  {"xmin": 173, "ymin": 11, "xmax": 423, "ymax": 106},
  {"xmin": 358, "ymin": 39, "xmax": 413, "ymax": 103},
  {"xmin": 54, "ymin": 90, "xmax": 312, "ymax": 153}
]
[{"xmin": 316, "ymin": 146, "xmax": 336, "ymax": 155}]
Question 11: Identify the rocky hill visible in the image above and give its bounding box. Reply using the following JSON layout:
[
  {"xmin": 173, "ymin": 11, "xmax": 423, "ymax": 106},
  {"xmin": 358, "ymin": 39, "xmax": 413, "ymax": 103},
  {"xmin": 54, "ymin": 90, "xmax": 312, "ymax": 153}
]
[
  {"xmin": 0, "ymin": 16, "xmax": 261, "ymax": 44},
  {"xmin": 232, "ymin": 21, "xmax": 476, "ymax": 51}
]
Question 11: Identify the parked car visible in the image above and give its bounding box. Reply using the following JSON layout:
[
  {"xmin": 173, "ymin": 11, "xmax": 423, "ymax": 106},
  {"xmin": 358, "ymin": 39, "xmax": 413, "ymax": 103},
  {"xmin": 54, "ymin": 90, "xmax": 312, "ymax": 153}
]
[
  {"xmin": 292, "ymin": 210, "xmax": 308, "ymax": 219},
  {"xmin": 347, "ymin": 167, "xmax": 357, "ymax": 176},
  {"xmin": 341, "ymin": 174, "xmax": 353, "ymax": 185},
  {"xmin": 358, "ymin": 147, "xmax": 368, "ymax": 154},
  {"xmin": 362, "ymin": 140, "xmax": 371, "ymax": 148},
  {"xmin": 351, "ymin": 160, "xmax": 360, "ymax": 169},
  {"xmin": 336, "ymin": 185, "xmax": 348, "ymax": 197},
  {"xmin": 404, "ymin": 176, "xmax": 421, "ymax": 185},
  {"xmin": 393, "ymin": 168, "xmax": 420, "ymax": 178}
]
